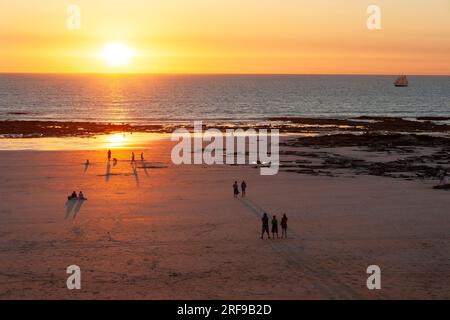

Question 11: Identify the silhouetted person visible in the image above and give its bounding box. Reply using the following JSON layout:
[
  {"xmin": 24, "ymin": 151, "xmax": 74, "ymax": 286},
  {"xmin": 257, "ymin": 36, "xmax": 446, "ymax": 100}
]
[
  {"xmin": 241, "ymin": 181, "xmax": 247, "ymax": 197},
  {"xmin": 233, "ymin": 181, "xmax": 239, "ymax": 198},
  {"xmin": 84, "ymin": 159, "xmax": 90, "ymax": 173},
  {"xmin": 108, "ymin": 150, "xmax": 111, "ymax": 161},
  {"xmin": 131, "ymin": 152, "xmax": 135, "ymax": 163},
  {"xmin": 78, "ymin": 191, "xmax": 87, "ymax": 200},
  {"xmin": 141, "ymin": 152, "xmax": 144, "ymax": 161},
  {"xmin": 281, "ymin": 214, "xmax": 288, "ymax": 238},
  {"xmin": 68, "ymin": 191, "xmax": 77, "ymax": 200},
  {"xmin": 261, "ymin": 213, "xmax": 270, "ymax": 239},
  {"xmin": 271, "ymin": 215, "xmax": 279, "ymax": 239}
]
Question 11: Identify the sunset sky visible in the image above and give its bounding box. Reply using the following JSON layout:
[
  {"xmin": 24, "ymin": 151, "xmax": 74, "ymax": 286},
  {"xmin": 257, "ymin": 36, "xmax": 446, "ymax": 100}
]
[{"xmin": 1, "ymin": 0, "xmax": 449, "ymax": 74}]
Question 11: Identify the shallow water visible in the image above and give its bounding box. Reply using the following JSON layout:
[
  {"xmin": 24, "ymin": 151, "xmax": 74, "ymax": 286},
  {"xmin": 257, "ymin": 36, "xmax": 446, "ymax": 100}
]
[{"xmin": 0, "ymin": 132, "xmax": 169, "ymax": 151}]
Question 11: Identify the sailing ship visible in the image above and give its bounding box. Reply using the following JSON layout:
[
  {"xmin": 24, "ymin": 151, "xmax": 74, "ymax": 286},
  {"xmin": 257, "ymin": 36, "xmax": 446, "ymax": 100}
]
[{"xmin": 394, "ymin": 75, "xmax": 408, "ymax": 87}]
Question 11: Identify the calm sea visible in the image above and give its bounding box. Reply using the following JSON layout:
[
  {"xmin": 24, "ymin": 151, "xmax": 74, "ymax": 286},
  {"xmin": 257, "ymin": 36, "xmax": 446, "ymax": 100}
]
[{"xmin": 0, "ymin": 74, "xmax": 449, "ymax": 123}]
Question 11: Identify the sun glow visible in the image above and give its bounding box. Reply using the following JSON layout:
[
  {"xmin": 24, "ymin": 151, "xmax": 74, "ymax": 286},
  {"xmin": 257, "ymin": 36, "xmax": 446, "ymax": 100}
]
[
  {"xmin": 106, "ymin": 132, "xmax": 128, "ymax": 148},
  {"xmin": 100, "ymin": 42, "xmax": 135, "ymax": 67}
]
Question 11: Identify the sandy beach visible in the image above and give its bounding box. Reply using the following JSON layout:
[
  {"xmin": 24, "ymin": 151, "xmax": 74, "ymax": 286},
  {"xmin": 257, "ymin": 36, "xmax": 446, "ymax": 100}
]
[
  {"xmin": 0, "ymin": 133, "xmax": 449, "ymax": 299},
  {"xmin": 1, "ymin": 0, "xmax": 450, "ymax": 306}
]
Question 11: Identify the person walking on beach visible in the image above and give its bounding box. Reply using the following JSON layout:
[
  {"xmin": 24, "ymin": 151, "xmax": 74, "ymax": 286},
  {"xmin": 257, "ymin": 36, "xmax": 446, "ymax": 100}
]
[
  {"xmin": 261, "ymin": 212, "xmax": 270, "ymax": 239},
  {"xmin": 281, "ymin": 214, "xmax": 288, "ymax": 238},
  {"xmin": 131, "ymin": 152, "xmax": 135, "ymax": 163},
  {"xmin": 141, "ymin": 152, "xmax": 144, "ymax": 161},
  {"xmin": 107, "ymin": 149, "xmax": 111, "ymax": 161},
  {"xmin": 271, "ymin": 215, "xmax": 279, "ymax": 239},
  {"xmin": 233, "ymin": 181, "xmax": 239, "ymax": 198},
  {"xmin": 241, "ymin": 181, "xmax": 247, "ymax": 197}
]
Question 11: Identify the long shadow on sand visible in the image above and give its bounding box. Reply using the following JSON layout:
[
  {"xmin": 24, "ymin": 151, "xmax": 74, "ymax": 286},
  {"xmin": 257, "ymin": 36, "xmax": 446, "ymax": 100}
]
[
  {"xmin": 73, "ymin": 200, "xmax": 85, "ymax": 218},
  {"xmin": 65, "ymin": 199, "xmax": 86, "ymax": 219},
  {"xmin": 105, "ymin": 161, "xmax": 111, "ymax": 182},
  {"xmin": 141, "ymin": 160, "xmax": 149, "ymax": 176},
  {"xmin": 133, "ymin": 163, "xmax": 140, "ymax": 187},
  {"xmin": 65, "ymin": 200, "xmax": 77, "ymax": 219}
]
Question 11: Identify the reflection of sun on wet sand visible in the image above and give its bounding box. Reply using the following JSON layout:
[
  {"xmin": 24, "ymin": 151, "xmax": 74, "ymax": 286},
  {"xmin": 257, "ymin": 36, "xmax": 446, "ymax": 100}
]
[{"xmin": 0, "ymin": 135, "xmax": 449, "ymax": 299}]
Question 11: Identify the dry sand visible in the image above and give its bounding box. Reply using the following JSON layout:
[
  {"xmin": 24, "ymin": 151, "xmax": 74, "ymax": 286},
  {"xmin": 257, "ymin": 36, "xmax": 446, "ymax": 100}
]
[{"xmin": 0, "ymin": 137, "xmax": 449, "ymax": 299}]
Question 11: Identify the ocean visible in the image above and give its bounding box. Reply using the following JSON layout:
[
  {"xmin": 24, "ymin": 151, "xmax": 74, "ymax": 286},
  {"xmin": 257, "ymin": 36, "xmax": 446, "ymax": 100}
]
[{"xmin": 0, "ymin": 74, "xmax": 449, "ymax": 124}]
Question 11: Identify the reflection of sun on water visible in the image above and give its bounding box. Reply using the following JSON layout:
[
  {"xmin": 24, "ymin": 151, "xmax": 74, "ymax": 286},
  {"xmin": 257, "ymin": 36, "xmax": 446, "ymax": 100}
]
[{"xmin": 0, "ymin": 132, "xmax": 169, "ymax": 151}]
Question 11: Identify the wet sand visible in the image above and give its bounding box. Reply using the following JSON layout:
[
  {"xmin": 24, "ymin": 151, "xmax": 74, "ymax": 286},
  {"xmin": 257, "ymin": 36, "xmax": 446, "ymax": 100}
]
[
  {"xmin": 1, "ymin": 116, "xmax": 449, "ymax": 138},
  {"xmin": 0, "ymin": 136, "xmax": 449, "ymax": 299}
]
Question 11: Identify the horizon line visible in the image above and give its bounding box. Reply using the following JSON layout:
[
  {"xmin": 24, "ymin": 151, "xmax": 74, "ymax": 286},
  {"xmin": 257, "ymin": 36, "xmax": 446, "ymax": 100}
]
[{"xmin": 0, "ymin": 72, "xmax": 449, "ymax": 77}]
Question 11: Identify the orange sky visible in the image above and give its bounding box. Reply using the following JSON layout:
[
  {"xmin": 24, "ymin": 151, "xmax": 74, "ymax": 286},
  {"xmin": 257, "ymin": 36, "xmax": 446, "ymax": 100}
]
[{"xmin": 0, "ymin": 0, "xmax": 449, "ymax": 74}]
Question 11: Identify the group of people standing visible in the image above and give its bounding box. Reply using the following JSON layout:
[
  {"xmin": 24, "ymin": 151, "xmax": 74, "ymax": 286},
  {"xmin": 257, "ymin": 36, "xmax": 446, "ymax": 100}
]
[
  {"xmin": 261, "ymin": 213, "xmax": 288, "ymax": 239},
  {"xmin": 233, "ymin": 180, "xmax": 247, "ymax": 197},
  {"xmin": 232, "ymin": 180, "xmax": 289, "ymax": 239},
  {"xmin": 107, "ymin": 149, "xmax": 145, "ymax": 163}
]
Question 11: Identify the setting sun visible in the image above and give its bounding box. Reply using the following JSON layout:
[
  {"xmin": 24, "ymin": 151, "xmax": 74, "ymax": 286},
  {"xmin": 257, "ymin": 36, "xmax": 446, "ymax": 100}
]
[{"xmin": 100, "ymin": 42, "xmax": 135, "ymax": 67}]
